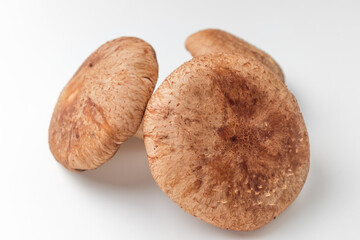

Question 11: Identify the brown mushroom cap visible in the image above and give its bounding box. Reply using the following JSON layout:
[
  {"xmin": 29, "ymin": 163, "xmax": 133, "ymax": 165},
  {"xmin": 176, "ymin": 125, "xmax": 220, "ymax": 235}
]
[
  {"xmin": 49, "ymin": 37, "xmax": 158, "ymax": 172},
  {"xmin": 143, "ymin": 53, "xmax": 309, "ymax": 231},
  {"xmin": 185, "ymin": 29, "xmax": 285, "ymax": 82}
]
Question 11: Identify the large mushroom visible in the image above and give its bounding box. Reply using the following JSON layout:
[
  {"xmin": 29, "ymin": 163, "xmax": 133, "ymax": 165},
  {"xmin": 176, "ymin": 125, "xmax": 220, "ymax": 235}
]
[
  {"xmin": 185, "ymin": 29, "xmax": 285, "ymax": 82},
  {"xmin": 49, "ymin": 37, "xmax": 158, "ymax": 172},
  {"xmin": 143, "ymin": 53, "xmax": 309, "ymax": 231}
]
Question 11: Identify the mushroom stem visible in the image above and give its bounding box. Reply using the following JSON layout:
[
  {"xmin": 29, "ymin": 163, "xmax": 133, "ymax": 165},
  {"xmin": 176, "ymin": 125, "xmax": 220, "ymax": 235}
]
[{"xmin": 133, "ymin": 120, "xmax": 144, "ymax": 139}]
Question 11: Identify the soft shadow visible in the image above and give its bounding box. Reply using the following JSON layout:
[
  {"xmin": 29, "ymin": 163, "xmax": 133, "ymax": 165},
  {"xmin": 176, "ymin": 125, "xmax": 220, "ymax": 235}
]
[
  {"xmin": 61, "ymin": 133, "xmax": 325, "ymax": 237},
  {"xmin": 75, "ymin": 137, "xmax": 154, "ymax": 189},
  {"xmin": 189, "ymin": 154, "xmax": 326, "ymax": 238}
]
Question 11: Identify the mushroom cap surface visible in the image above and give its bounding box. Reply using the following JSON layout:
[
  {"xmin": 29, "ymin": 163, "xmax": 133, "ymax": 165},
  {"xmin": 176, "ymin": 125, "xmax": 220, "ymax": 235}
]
[
  {"xmin": 49, "ymin": 37, "xmax": 158, "ymax": 171},
  {"xmin": 144, "ymin": 53, "xmax": 309, "ymax": 231},
  {"xmin": 185, "ymin": 29, "xmax": 285, "ymax": 82}
]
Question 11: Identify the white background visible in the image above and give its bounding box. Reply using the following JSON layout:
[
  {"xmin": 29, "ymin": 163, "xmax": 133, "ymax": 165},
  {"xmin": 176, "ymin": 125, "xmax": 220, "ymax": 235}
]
[{"xmin": 1, "ymin": 0, "xmax": 359, "ymax": 239}]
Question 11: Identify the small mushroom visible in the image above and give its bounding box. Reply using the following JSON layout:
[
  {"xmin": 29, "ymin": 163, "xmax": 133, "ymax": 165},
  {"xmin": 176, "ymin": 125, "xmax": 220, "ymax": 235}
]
[
  {"xmin": 185, "ymin": 29, "xmax": 285, "ymax": 82},
  {"xmin": 49, "ymin": 37, "xmax": 158, "ymax": 172},
  {"xmin": 143, "ymin": 53, "xmax": 309, "ymax": 231}
]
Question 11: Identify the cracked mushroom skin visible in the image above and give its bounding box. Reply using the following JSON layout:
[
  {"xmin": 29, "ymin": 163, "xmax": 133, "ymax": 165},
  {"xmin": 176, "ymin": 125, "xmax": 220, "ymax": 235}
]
[
  {"xmin": 143, "ymin": 54, "xmax": 309, "ymax": 231},
  {"xmin": 49, "ymin": 37, "xmax": 158, "ymax": 172},
  {"xmin": 185, "ymin": 29, "xmax": 285, "ymax": 82}
]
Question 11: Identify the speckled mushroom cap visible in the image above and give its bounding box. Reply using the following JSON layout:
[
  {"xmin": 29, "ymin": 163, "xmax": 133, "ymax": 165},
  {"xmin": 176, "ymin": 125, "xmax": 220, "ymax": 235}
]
[
  {"xmin": 49, "ymin": 37, "xmax": 158, "ymax": 172},
  {"xmin": 143, "ymin": 53, "xmax": 309, "ymax": 231},
  {"xmin": 185, "ymin": 29, "xmax": 285, "ymax": 82}
]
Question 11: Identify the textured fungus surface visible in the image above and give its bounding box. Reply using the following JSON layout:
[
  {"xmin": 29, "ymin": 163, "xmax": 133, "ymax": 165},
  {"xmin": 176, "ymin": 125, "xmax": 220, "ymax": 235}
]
[
  {"xmin": 143, "ymin": 53, "xmax": 309, "ymax": 231},
  {"xmin": 185, "ymin": 29, "xmax": 285, "ymax": 82},
  {"xmin": 49, "ymin": 37, "xmax": 158, "ymax": 171}
]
